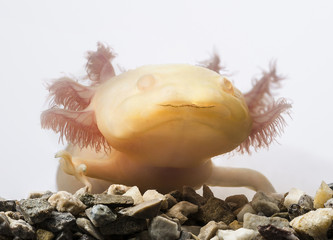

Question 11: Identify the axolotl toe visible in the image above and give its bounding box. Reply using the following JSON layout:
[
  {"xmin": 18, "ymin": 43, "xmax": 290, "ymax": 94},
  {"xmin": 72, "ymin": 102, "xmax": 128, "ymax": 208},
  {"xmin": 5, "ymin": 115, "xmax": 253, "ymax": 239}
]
[{"xmin": 41, "ymin": 43, "xmax": 291, "ymax": 194}]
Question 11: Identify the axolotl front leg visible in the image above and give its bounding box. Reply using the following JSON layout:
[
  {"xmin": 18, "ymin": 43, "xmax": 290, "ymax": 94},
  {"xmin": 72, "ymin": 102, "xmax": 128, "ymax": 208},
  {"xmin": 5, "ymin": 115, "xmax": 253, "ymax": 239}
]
[{"xmin": 55, "ymin": 146, "xmax": 275, "ymax": 194}]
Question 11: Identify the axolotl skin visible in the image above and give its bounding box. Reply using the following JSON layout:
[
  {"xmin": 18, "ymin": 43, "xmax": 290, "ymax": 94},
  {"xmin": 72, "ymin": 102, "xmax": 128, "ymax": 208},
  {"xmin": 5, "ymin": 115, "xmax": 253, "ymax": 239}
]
[{"xmin": 41, "ymin": 43, "xmax": 291, "ymax": 194}]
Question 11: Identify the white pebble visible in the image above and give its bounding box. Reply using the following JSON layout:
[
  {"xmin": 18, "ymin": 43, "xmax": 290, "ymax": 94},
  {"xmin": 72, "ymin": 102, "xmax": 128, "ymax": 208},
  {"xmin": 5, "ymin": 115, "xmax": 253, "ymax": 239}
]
[
  {"xmin": 217, "ymin": 228, "xmax": 257, "ymax": 240},
  {"xmin": 48, "ymin": 191, "xmax": 86, "ymax": 215},
  {"xmin": 283, "ymin": 188, "xmax": 305, "ymax": 208},
  {"xmin": 123, "ymin": 186, "xmax": 144, "ymax": 205}
]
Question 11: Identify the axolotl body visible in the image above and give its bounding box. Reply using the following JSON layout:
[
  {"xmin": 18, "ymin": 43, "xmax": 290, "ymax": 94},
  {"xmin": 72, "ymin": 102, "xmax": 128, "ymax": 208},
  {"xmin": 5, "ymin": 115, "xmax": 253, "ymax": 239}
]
[{"xmin": 41, "ymin": 43, "xmax": 291, "ymax": 194}]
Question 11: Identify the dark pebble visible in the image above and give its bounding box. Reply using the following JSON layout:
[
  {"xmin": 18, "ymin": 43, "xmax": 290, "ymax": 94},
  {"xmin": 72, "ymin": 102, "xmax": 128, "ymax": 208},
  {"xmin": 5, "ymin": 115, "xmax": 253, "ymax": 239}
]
[
  {"xmin": 183, "ymin": 186, "xmax": 206, "ymax": 206},
  {"xmin": 168, "ymin": 190, "xmax": 183, "ymax": 203},
  {"xmin": 202, "ymin": 185, "xmax": 214, "ymax": 200},
  {"xmin": 225, "ymin": 194, "xmax": 249, "ymax": 211},
  {"xmin": 16, "ymin": 198, "xmax": 54, "ymax": 224},
  {"xmin": 195, "ymin": 197, "xmax": 235, "ymax": 224},
  {"xmin": 0, "ymin": 200, "xmax": 16, "ymax": 212},
  {"xmin": 0, "ymin": 212, "xmax": 12, "ymax": 237},
  {"xmin": 99, "ymin": 216, "xmax": 147, "ymax": 235},
  {"xmin": 42, "ymin": 211, "xmax": 76, "ymax": 232},
  {"xmin": 258, "ymin": 224, "xmax": 300, "ymax": 240},
  {"xmin": 80, "ymin": 193, "xmax": 134, "ymax": 207},
  {"xmin": 55, "ymin": 230, "xmax": 73, "ymax": 240},
  {"xmin": 288, "ymin": 204, "xmax": 303, "ymax": 220}
]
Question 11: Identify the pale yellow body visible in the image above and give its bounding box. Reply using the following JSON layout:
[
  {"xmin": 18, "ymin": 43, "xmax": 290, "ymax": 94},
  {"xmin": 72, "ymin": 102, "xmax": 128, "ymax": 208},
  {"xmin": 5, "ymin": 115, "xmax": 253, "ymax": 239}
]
[{"xmin": 55, "ymin": 64, "xmax": 276, "ymax": 193}]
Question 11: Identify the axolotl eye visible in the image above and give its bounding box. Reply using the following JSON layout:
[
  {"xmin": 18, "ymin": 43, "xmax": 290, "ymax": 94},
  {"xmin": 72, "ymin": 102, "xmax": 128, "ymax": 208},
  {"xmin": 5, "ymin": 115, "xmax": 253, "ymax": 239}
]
[
  {"xmin": 221, "ymin": 77, "xmax": 235, "ymax": 96},
  {"xmin": 137, "ymin": 74, "xmax": 156, "ymax": 91}
]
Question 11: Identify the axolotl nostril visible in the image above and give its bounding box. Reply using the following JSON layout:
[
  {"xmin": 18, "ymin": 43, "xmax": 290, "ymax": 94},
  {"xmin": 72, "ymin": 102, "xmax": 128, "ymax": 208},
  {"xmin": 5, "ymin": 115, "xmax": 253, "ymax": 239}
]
[{"xmin": 41, "ymin": 43, "xmax": 291, "ymax": 194}]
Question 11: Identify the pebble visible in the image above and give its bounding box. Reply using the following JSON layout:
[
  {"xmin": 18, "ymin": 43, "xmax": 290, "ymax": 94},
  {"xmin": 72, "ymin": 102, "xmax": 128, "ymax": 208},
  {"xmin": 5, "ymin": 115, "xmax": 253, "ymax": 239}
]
[
  {"xmin": 85, "ymin": 204, "xmax": 117, "ymax": 227},
  {"xmin": 148, "ymin": 215, "xmax": 181, "ymax": 240},
  {"xmin": 42, "ymin": 211, "xmax": 76, "ymax": 232},
  {"xmin": 36, "ymin": 229, "xmax": 55, "ymax": 240},
  {"xmin": 298, "ymin": 194, "xmax": 314, "ymax": 211},
  {"xmin": 164, "ymin": 194, "xmax": 178, "ymax": 209},
  {"xmin": 0, "ymin": 212, "xmax": 12, "ymax": 236},
  {"xmin": 123, "ymin": 186, "xmax": 144, "ymax": 205},
  {"xmin": 283, "ymin": 188, "xmax": 305, "ymax": 209},
  {"xmin": 196, "ymin": 197, "xmax": 235, "ymax": 224},
  {"xmin": 7, "ymin": 218, "xmax": 35, "ymax": 240},
  {"xmin": 290, "ymin": 207, "xmax": 333, "ymax": 239},
  {"xmin": 76, "ymin": 217, "xmax": 104, "ymax": 240},
  {"xmin": 288, "ymin": 204, "xmax": 304, "ymax": 220},
  {"xmin": 48, "ymin": 191, "xmax": 86, "ymax": 215},
  {"xmin": 202, "ymin": 185, "xmax": 214, "ymax": 200},
  {"xmin": 166, "ymin": 201, "xmax": 198, "ymax": 224},
  {"xmin": 99, "ymin": 216, "xmax": 147, "ymax": 235},
  {"xmin": 257, "ymin": 224, "xmax": 300, "ymax": 240},
  {"xmin": 313, "ymin": 181, "xmax": 333, "ymax": 209},
  {"xmin": 119, "ymin": 198, "xmax": 163, "ymax": 219},
  {"xmin": 324, "ymin": 198, "xmax": 333, "ymax": 208},
  {"xmin": 143, "ymin": 189, "xmax": 168, "ymax": 210},
  {"xmin": 251, "ymin": 192, "xmax": 280, "ymax": 217},
  {"xmin": 0, "ymin": 200, "xmax": 16, "ymax": 212},
  {"xmin": 228, "ymin": 220, "xmax": 242, "ymax": 230},
  {"xmin": 225, "ymin": 194, "xmax": 248, "ymax": 211},
  {"xmin": 168, "ymin": 190, "xmax": 183, "ymax": 203},
  {"xmin": 236, "ymin": 203, "xmax": 256, "ymax": 222},
  {"xmin": 28, "ymin": 191, "xmax": 53, "ymax": 200},
  {"xmin": 16, "ymin": 198, "xmax": 54, "ymax": 224},
  {"xmin": 80, "ymin": 193, "xmax": 134, "ymax": 207},
  {"xmin": 216, "ymin": 228, "xmax": 257, "ymax": 240},
  {"xmin": 54, "ymin": 230, "xmax": 72, "ymax": 240},
  {"xmin": 197, "ymin": 221, "xmax": 219, "ymax": 240},
  {"xmin": 183, "ymin": 186, "xmax": 206, "ymax": 206},
  {"xmin": 243, "ymin": 213, "xmax": 290, "ymax": 230},
  {"xmin": 181, "ymin": 225, "xmax": 202, "ymax": 236},
  {"xmin": 107, "ymin": 184, "xmax": 130, "ymax": 195}
]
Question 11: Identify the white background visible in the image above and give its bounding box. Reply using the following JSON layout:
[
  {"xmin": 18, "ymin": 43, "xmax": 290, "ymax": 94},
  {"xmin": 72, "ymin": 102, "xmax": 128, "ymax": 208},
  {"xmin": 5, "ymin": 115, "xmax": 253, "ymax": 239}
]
[{"xmin": 0, "ymin": 1, "xmax": 332, "ymax": 200}]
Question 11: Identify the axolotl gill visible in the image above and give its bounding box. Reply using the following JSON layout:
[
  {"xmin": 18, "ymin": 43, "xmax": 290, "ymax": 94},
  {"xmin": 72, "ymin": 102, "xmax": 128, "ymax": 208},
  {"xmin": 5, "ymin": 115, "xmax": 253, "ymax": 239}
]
[{"xmin": 41, "ymin": 43, "xmax": 291, "ymax": 194}]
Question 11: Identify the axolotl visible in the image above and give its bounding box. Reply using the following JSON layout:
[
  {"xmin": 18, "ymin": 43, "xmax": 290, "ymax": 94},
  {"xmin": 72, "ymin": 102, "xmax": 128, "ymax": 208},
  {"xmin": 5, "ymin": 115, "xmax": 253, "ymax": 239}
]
[{"xmin": 41, "ymin": 43, "xmax": 291, "ymax": 194}]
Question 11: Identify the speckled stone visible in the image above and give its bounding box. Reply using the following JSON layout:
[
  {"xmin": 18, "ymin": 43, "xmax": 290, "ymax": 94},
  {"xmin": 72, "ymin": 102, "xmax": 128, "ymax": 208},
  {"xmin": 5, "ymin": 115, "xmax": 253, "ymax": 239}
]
[
  {"xmin": 313, "ymin": 181, "xmax": 333, "ymax": 209},
  {"xmin": 36, "ymin": 229, "xmax": 55, "ymax": 240},
  {"xmin": 251, "ymin": 192, "xmax": 280, "ymax": 217},
  {"xmin": 42, "ymin": 211, "xmax": 76, "ymax": 232},
  {"xmin": 288, "ymin": 204, "xmax": 304, "ymax": 220},
  {"xmin": 217, "ymin": 228, "xmax": 257, "ymax": 240},
  {"xmin": 8, "ymin": 218, "xmax": 35, "ymax": 240},
  {"xmin": 85, "ymin": 204, "xmax": 117, "ymax": 227},
  {"xmin": 324, "ymin": 198, "xmax": 333, "ymax": 208},
  {"xmin": 16, "ymin": 198, "xmax": 54, "ymax": 224},
  {"xmin": 196, "ymin": 197, "xmax": 235, "ymax": 225},
  {"xmin": 148, "ymin": 215, "xmax": 181, "ymax": 240},
  {"xmin": 123, "ymin": 186, "xmax": 144, "ymax": 205},
  {"xmin": 76, "ymin": 218, "xmax": 104, "ymax": 240},
  {"xmin": 258, "ymin": 225, "xmax": 300, "ymax": 240},
  {"xmin": 0, "ymin": 200, "xmax": 16, "ymax": 212},
  {"xmin": 290, "ymin": 208, "xmax": 333, "ymax": 239},
  {"xmin": 298, "ymin": 194, "xmax": 314, "ymax": 212},
  {"xmin": 80, "ymin": 193, "xmax": 134, "ymax": 207},
  {"xmin": 48, "ymin": 191, "xmax": 86, "ymax": 215},
  {"xmin": 0, "ymin": 212, "xmax": 12, "ymax": 237},
  {"xmin": 99, "ymin": 216, "xmax": 147, "ymax": 235},
  {"xmin": 119, "ymin": 198, "xmax": 162, "ymax": 219},
  {"xmin": 166, "ymin": 201, "xmax": 198, "ymax": 224},
  {"xmin": 243, "ymin": 213, "xmax": 290, "ymax": 230}
]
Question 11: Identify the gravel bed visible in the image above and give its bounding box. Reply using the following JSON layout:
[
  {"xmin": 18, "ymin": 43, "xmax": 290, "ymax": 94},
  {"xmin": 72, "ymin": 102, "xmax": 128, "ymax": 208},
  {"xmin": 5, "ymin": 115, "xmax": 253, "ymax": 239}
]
[{"xmin": 1, "ymin": 181, "xmax": 333, "ymax": 240}]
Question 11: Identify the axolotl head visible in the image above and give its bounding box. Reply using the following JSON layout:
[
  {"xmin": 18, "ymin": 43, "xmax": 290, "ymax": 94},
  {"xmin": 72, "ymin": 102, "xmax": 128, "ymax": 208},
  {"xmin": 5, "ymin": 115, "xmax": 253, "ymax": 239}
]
[
  {"xmin": 41, "ymin": 43, "xmax": 290, "ymax": 170},
  {"xmin": 92, "ymin": 64, "xmax": 252, "ymax": 167}
]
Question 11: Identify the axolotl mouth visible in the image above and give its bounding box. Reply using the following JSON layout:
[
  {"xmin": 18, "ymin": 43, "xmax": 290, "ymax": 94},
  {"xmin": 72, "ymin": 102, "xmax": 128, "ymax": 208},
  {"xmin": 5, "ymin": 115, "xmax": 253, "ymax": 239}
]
[{"xmin": 159, "ymin": 103, "xmax": 215, "ymax": 109}]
